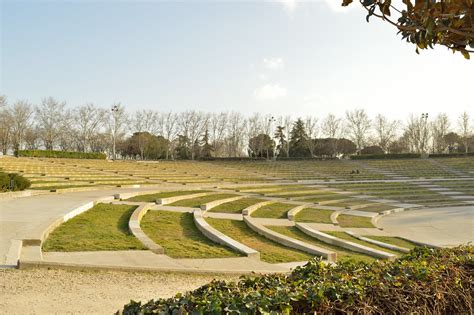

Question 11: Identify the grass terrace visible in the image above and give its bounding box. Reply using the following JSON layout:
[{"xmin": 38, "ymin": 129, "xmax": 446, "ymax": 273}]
[
  {"xmin": 141, "ymin": 211, "xmax": 239, "ymax": 258},
  {"xmin": 251, "ymin": 202, "xmax": 295, "ymax": 219},
  {"xmin": 127, "ymin": 190, "xmax": 210, "ymax": 202},
  {"xmin": 209, "ymin": 197, "xmax": 267, "ymax": 213},
  {"xmin": 206, "ymin": 218, "xmax": 312, "ymax": 263},
  {"xmin": 325, "ymin": 232, "xmax": 402, "ymax": 256},
  {"xmin": 168, "ymin": 193, "xmax": 239, "ymax": 208},
  {"xmin": 363, "ymin": 236, "xmax": 417, "ymax": 249},
  {"xmin": 294, "ymin": 208, "xmax": 334, "ymax": 223},
  {"xmin": 42, "ymin": 203, "xmax": 145, "ymax": 252},
  {"xmin": 268, "ymin": 226, "xmax": 374, "ymax": 263},
  {"xmin": 337, "ymin": 214, "xmax": 375, "ymax": 228}
]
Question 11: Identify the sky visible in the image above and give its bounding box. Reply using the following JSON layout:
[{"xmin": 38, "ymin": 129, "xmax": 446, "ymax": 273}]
[{"xmin": 1, "ymin": 0, "xmax": 472, "ymax": 121}]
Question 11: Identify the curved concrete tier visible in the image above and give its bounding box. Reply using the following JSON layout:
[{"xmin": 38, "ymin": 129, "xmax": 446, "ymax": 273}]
[
  {"xmin": 243, "ymin": 216, "xmax": 337, "ymax": 262},
  {"xmin": 193, "ymin": 210, "xmax": 260, "ymax": 259},
  {"xmin": 296, "ymin": 223, "xmax": 396, "ymax": 260},
  {"xmin": 286, "ymin": 204, "xmax": 311, "ymax": 221},
  {"xmin": 128, "ymin": 203, "xmax": 164, "ymax": 254},
  {"xmin": 156, "ymin": 192, "xmax": 212, "ymax": 205},
  {"xmin": 200, "ymin": 196, "xmax": 245, "ymax": 211},
  {"xmin": 242, "ymin": 200, "xmax": 276, "ymax": 216},
  {"xmin": 345, "ymin": 231, "xmax": 410, "ymax": 253}
]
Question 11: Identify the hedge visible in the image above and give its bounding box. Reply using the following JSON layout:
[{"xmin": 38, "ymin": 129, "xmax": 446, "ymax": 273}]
[
  {"xmin": 0, "ymin": 172, "xmax": 31, "ymax": 192},
  {"xmin": 120, "ymin": 246, "xmax": 473, "ymax": 314},
  {"xmin": 351, "ymin": 153, "xmax": 421, "ymax": 160},
  {"xmin": 16, "ymin": 150, "xmax": 107, "ymax": 159}
]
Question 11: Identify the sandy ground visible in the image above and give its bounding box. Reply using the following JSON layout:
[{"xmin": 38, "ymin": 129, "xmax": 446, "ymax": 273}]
[{"xmin": 0, "ymin": 268, "xmax": 238, "ymax": 314}]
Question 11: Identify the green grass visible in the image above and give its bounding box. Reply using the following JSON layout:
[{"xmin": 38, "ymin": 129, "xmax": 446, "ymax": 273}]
[
  {"xmin": 358, "ymin": 204, "xmax": 397, "ymax": 212},
  {"xmin": 337, "ymin": 214, "xmax": 375, "ymax": 228},
  {"xmin": 206, "ymin": 218, "xmax": 312, "ymax": 263},
  {"xmin": 295, "ymin": 208, "xmax": 334, "ymax": 223},
  {"xmin": 209, "ymin": 198, "xmax": 266, "ymax": 213},
  {"xmin": 268, "ymin": 226, "xmax": 374, "ymax": 263},
  {"xmin": 127, "ymin": 190, "xmax": 209, "ymax": 202},
  {"xmin": 169, "ymin": 193, "xmax": 238, "ymax": 208},
  {"xmin": 300, "ymin": 194, "xmax": 347, "ymax": 203},
  {"xmin": 251, "ymin": 202, "xmax": 295, "ymax": 219},
  {"xmin": 325, "ymin": 232, "xmax": 400, "ymax": 256},
  {"xmin": 141, "ymin": 211, "xmax": 239, "ymax": 258},
  {"xmin": 363, "ymin": 236, "xmax": 416, "ymax": 250},
  {"xmin": 43, "ymin": 203, "xmax": 145, "ymax": 251}
]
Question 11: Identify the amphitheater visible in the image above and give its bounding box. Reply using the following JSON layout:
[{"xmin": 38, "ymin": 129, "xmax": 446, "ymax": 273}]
[{"xmin": 0, "ymin": 156, "xmax": 473, "ymax": 312}]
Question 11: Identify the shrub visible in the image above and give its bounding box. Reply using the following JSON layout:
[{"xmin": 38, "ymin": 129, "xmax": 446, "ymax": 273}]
[
  {"xmin": 0, "ymin": 172, "xmax": 31, "ymax": 192},
  {"xmin": 16, "ymin": 150, "xmax": 106, "ymax": 159},
  {"xmin": 120, "ymin": 246, "xmax": 473, "ymax": 314}
]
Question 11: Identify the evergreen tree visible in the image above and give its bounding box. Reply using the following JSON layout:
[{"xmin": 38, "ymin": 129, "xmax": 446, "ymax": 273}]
[
  {"xmin": 200, "ymin": 128, "xmax": 214, "ymax": 158},
  {"xmin": 289, "ymin": 119, "xmax": 310, "ymax": 157},
  {"xmin": 274, "ymin": 126, "xmax": 288, "ymax": 158}
]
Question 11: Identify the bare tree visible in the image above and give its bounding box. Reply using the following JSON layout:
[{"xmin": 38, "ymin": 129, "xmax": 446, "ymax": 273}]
[
  {"xmin": 225, "ymin": 112, "xmax": 247, "ymax": 157},
  {"xmin": 73, "ymin": 104, "xmax": 106, "ymax": 152},
  {"xmin": 430, "ymin": 113, "xmax": 450, "ymax": 153},
  {"xmin": 0, "ymin": 97, "xmax": 12, "ymax": 154},
  {"xmin": 373, "ymin": 114, "xmax": 399, "ymax": 152},
  {"xmin": 209, "ymin": 112, "xmax": 228, "ymax": 157},
  {"xmin": 35, "ymin": 97, "xmax": 67, "ymax": 150},
  {"xmin": 405, "ymin": 114, "xmax": 431, "ymax": 154},
  {"xmin": 163, "ymin": 112, "xmax": 178, "ymax": 159},
  {"xmin": 9, "ymin": 101, "xmax": 34, "ymax": 153},
  {"xmin": 345, "ymin": 109, "xmax": 371, "ymax": 153},
  {"xmin": 132, "ymin": 110, "xmax": 160, "ymax": 159},
  {"xmin": 321, "ymin": 114, "xmax": 344, "ymax": 157},
  {"xmin": 458, "ymin": 112, "xmax": 472, "ymax": 153},
  {"xmin": 305, "ymin": 116, "xmax": 319, "ymax": 157},
  {"xmin": 107, "ymin": 103, "xmax": 129, "ymax": 160}
]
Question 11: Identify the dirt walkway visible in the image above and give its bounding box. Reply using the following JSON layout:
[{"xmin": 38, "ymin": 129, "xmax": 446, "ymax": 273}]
[{"xmin": 0, "ymin": 268, "xmax": 238, "ymax": 314}]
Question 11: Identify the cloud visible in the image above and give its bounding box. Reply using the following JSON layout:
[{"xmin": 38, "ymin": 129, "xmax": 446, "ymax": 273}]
[
  {"xmin": 254, "ymin": 84, "xmax": 288, "ymax": 101},
  {"xmin": 263, "ymin": 57, "xmax": 284, "ymax": 70},
  {"xmin": 276, "ymin": 0, "xmax": 298, "ymax": 12}
]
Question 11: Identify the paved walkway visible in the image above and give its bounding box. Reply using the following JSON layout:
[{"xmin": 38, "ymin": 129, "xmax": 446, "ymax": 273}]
[{"xmin": 378, "ymin": 206, "xmax": 474, "ymax": 247}]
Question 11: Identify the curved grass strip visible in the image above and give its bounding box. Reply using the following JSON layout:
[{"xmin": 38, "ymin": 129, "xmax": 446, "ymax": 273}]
[
  {"xmin": 363, "ymin": 236, "xmax": 417, "ymax": 250},
  {"xmin": 206, "ymin": 218, "xmax": 312, "ymax": 263},
  {"xmin": 295, "ymin": 208, "xmax": 333, "ymax": 223},
  {"xmin": 251, "ymin": 202, "xmax": 295, "ymax": 219},
  {"xmin": 268, "ymin": 226, "xmax": 374, "ymax": 263},
  {"xmin": 169, "ymin": 193, "xmax": 238, "ymax": 208},
  {"xmin": 337, "ymin": 214, "xmax": 375, "ymax": 228},
  {"xmin": 140, "ymin": 211, "xmax": 239, "ymax": 259},
  {"xmin": 42, "ymin": 203, "xmax": 145, "ymax": 252},
  {"xmin": 326, "ymin": 232, "xmax": 400, "ymax": 256},
  {"xmin": 209, "ymin": 198, "xmax": 266, "ymax": 213},
  {"xmin": 127, "ymin": 190, "xmax": 209, "ymax": 202}
]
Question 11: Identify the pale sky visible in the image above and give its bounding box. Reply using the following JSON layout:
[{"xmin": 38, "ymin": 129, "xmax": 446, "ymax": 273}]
[{"xmin": 1, "ymin": 0, "xmax": 472, "ymax": 121}]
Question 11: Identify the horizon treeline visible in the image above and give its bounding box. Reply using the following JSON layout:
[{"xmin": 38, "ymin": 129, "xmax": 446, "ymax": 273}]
[{"xmin": 0, "ymin": 96, "xmax": 473, "ymax": 160}]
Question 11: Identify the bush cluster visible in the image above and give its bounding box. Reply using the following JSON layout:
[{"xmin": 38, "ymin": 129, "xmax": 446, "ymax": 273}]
[
  {"xmin": 16, "ymin": 150, "xmax": 107, "ymax": 159},
  {"xmin": 121, "ymin": 246, "xmax": 473, "ymax": 314},
  {"xmin": 0, "ymin": 172, "xmax": 31, "ymax": 192}
]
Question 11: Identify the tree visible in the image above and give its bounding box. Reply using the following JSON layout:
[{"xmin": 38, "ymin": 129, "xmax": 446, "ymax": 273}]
[
  {"xmin": 200, "ymin": 128, "xmax": 214, "ymax": 158},
  {"xmin": 0, "ymin": 97, "xmax": 12, "ymax": 154},
  {"xmin": 35, "ymin": 97, "xmax": 67, "ymax": 150},
  {"xmin": 405, "ymin": 114, "xmax": 431, "ymax": 154},
  {"xmin": 107, "ymin": 103, "xmax": 128, "ymax": 160},
  {"xmin": 248, "ymin": 134, "xmax": 274, "ymax": 158},
  {"xmin": 274, "ymin": 125, "xmax": 287, "ymax": 158},
  {"xmin": 342, "ymin": 0, "xmax": 474, "ymax": 59},
  {"xmin": 345, "ymin": 109, "xmax": 371, "ymax": 153},
  {"xmin": 373, "ymin": 114, "xmax": 399, "ymax": 153},
  {"xmin": 321, "ymin": 114, "xmax": 344, "ymax": 157},
  {"xmin": 305, "ymin": 116, "xmax": 319, "ymax": 157},
  {"xmin": 361, "ymin": 145, "xmax": 384, "ymax": 155},
  {"xmin": 458, "ymin": 111, "xmax": 472, "ymax": 153},
  {"xmin": 289, "ymin": 118, "xmax": 310, "ymax": 157},
  {"xmin": 73, "ymin": 104, "xmax": 106, "ymax": 152},
  {"xmin": 430, "ymin": 113, "xmax": 450, "ymax": 153},
  {"xmin": 9, "ymin": 101, "xmax": 34, "ymax": 153}
]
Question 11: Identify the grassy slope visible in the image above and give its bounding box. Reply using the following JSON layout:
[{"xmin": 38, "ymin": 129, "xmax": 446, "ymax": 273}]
[
  {"xmin": 337, "ymin": 214, "xmax": 375, "ymax": 228},
  {"xmin": 127, "ymin": 190, "xmax": 209, "ymax": 202},
  {"xmin": 141, "ymin": 211, "xmax": 239, "ymax": 258},
  {"xmin": 364, "ymin": 236, "xmax": 417, "ymax": 249},
  {"xmin": 206, "ymin": 218, "xmax": 312, "ymax": 263},
  {"xmin": 295, "ymin": 208, "xmax": 333, "ymax": 223},
  {"xmin": 268, "ymin": 226, "xmax": 374, "ymax": 263},
  {"xmin": 326, "ymin": 232, "xmax": 401, "ymax": 255},
  {"xmin": 43, "ymin": 203, "xmax": 145, "ymax": 251},
  {"xmin": 251, "ymin": 202, "xmax": 295, "ymax": 219},
  {"xmin": 209, "ymin": 198, "xmax": 266, "ymax": 213},
  {"xmin": 169, "ymin": 193, "xmax": 238, "ymax": 208}
]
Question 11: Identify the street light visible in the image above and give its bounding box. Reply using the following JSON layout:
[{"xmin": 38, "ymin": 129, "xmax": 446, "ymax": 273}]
[
  {"xmin": 111, "ymin": 105, "xmax": 119, "ymax": 160},
  {"xmin": 268, "ymin": 116, "xmax": 276, "ymax": 160}
]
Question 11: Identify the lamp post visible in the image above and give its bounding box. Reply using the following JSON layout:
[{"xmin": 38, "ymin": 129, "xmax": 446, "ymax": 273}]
[
  {"xmin": 421, "ymin": 113, "xmax": 429, "ymax": 155},
  {"xmin": 111, "ymin": 105, "xmax": 119, "ymax": 160},
  {"xmin": 268, "ymin": 116, "xmax": 276, "ymax": 160}
]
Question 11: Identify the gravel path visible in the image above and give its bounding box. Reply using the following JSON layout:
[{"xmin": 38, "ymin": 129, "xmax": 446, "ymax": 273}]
[{"xmin": 0, "ymin": 268, "xmax": 238, "ymax": 314}]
